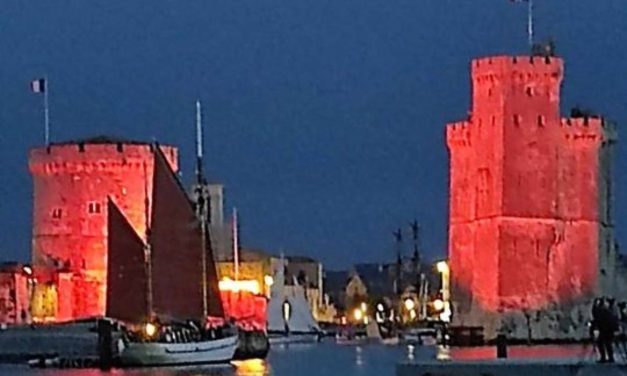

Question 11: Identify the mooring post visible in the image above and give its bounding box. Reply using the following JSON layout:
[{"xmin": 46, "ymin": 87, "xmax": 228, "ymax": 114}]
[
  {"xmin": 97, "ymin": 318, "xmax": 113, "ymax": 370},
  {"xmin": 496, "ymin": 333, "xmax": 508, "ymax": 359}
]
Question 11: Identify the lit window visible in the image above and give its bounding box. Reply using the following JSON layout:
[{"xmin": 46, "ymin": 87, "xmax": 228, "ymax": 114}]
[
  {"xmin": 88, "ymin": 202, "xmax": 101, "ymax": 214},
  {"xmin": 51, "ymin": 208, "xmax": 62, "ymax": 219}
]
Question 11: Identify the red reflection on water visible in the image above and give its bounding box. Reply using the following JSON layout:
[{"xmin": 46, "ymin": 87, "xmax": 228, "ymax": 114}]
[{"xmin": 439, "ymin": 345, "xmax": 595, "ymax": 361}]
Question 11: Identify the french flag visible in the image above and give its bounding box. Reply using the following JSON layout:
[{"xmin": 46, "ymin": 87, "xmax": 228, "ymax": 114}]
[{"xmin": 31, "ymin": 78, "xmax": 46, "ymax": 93}]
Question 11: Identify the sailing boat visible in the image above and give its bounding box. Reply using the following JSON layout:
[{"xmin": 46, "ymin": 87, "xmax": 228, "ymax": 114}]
[
  {"xmin": 266, "ymin": 257, "xmax": 321, "ymax": 344},
  {"xmin": 106, "ymin": 130, "xmax": 238, "ymax": 366}
]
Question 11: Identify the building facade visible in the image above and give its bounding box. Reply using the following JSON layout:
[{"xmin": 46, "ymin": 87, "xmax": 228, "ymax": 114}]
[
  {"xmin": 29, "ymin": 137, "xmax": 178, "ymax": 321},
  {"xmin": 0, "ymin": 264, "xmax": 32, "ymax": 325},
  {"xmin": 447, "ymin": 55, "xmax": 617, "ymax": 338}
]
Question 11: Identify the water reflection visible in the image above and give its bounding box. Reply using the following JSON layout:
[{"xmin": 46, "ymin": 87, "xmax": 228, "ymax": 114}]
[
  {"xmin": 355, "ymin": 346, "xmax": 364, "ymax": 366},
  {"xmin": 233, "ymin": 359, "xmax": 269, "ymax": 376},
  {"xmin": 407, "ymin": 344, "xmax": 415, "ymax": 361}
]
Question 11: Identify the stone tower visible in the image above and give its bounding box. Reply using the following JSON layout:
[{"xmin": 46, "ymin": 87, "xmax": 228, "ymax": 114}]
[
  {"xmin": 446, "ymin": 55, "xmax": 617, "ymax": 338},
  {"xmin": 29, "ymin": 137, "xmax": 178, "ymax": 320}
]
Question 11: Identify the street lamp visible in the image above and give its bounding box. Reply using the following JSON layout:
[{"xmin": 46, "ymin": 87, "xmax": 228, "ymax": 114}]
[
  {"xmin": 436, "ymin": 261, "xmax": 450, "ymax": 302},
  {"xmin": 404, "ymin": 298, "xmax": 415, "ymax": 311},
  {"xmin": 353, "ymin": 307, "xmax": 363, "ymax": 322},
  {"xmin": 264, "ymin": 275, "xmax": 274, "ymax": 287},
  {"xmin": 433, "ymin": 298, "xmax": 445, "ymax": 312}
]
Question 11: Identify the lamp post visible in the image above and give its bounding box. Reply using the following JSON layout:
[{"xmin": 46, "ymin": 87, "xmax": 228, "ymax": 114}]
[
  {"xmin": 436, "ymin": 261, "xmax": 450, "ymax": 302},
  {"xmin": 436, "ymin": 261, "xmax": 451, "ymax": 323}
]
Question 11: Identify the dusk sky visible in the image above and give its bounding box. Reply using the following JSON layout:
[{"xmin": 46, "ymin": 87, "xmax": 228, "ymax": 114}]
[{"xmin": 1, "ymin": 1, "xmax": 626, "ymax": 269}]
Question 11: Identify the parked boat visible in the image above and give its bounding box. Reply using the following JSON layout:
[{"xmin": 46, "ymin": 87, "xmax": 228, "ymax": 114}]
[
  {"xmin": 106, "ymin": 146, "xmax": 237, "ymax": 367},
  {"xmin": 116, "ymin": 322, "xmax": 238, "ymax": 367},
  {"xmin": 267, "ymin": 258, "xmax": 321, "ymax": 344}
]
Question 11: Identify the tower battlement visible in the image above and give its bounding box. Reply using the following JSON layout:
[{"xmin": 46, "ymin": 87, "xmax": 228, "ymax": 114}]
[
  {"xmin": 471, "ymin": 56, "xmax": 564, "ymax": 117},
  {"xmin": 472, "ymin": 55, "xmax": 563, "ymax": 77},
  {"xmin": 29, "ymin": 141, "xmax": 178, "ymax": 176},
  {"xmin": 560, "ymin": 117, "xmax": 617, "ymax": 145},
  {"xmin": 446, "ymin": 121, "xmax": 471, "ymax": 148}
]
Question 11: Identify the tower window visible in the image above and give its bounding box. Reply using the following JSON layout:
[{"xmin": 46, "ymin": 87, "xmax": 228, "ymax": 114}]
[
  {"xmin": 51, "ymin": 208, "xmax": 62, "ymax": 219},
  {"xmin": 526, "ymin": 87, "xmax": 534, "ymax": 97},
  {"xmin": 538, "ymin": 115, "xmax": 546, "ymax": 127},
  {"xmin": 513, "ymin": 115, "xmax": 522, "ymax": 126},
  {"xmin": 88, "ymin": 202, "xmax": 101, "ymax": 214}
]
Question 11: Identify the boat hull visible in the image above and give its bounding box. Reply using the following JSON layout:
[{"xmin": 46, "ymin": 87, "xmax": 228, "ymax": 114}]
[{"xmin": 118, "ymin": 334, "xmax": 238, "ymax": 367}]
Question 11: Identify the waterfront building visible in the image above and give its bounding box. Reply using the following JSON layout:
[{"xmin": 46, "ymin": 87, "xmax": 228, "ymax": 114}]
[
  {"xmin": 28, "ymin": 137, "xmax": 224, "ymax": 322},
  {"xmin": 446, "ymin": 53, "xmax": 618, "ymax": 339},
  {"xmin": 0, "ymin": 263, "xmax": 32, "ymax": 324}
]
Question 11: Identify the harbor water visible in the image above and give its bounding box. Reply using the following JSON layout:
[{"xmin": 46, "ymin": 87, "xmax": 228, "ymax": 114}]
[{"xmin": 0, "ymin": 341, "xmax": 611, "ymax": 376}]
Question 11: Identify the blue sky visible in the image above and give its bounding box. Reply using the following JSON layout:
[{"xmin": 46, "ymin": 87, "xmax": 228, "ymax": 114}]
[{"xmin": 0, "ymin": 0, "xmax": 626, "ymax": 268}]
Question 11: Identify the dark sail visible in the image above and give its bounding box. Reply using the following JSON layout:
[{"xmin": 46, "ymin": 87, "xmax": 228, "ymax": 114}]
[
  {"xmin": 106, "ymin": 198, "xmax": 149, "ymax": 323},
  {"xmin": 203, "ymin": 224, "xmax": 224, "ymax": 317},
  {"xmin": 150, "ymin": 146, "xmax": 224, "ymax": 320}
]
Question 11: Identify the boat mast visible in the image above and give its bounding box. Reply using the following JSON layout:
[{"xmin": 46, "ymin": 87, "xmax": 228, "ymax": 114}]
[
  {"xmin": 195, "ymin": 100, "xmax": 209, "ymax": 319},
  {"xmin": 143, "ymin": 161, "xmax": 154, "ymax": 319},
  {"xmin": 393, "ymin": 228, "xmax": 402, "ymax": 296},
  {"xmin": 232, "ymin": 207, "xmax": 239, "ymax": 280}
]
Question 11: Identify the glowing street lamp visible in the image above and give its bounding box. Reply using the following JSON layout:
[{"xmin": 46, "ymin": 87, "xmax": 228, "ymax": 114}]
[
  {"xmin": 433, "ymin": 299, "xmax": 445, "ymax": 312},
  {"xmin": 360, "ymin": 302, "xmax": 367, "ymax": 313},
  {"xmin": 404, "ymin": 298, "xmax": 415, "ymax": 311},
  {"xmin": 353, "ymin": 308, "xmax": 364, "ymax": 322},
  {"xmin": 436, "ymin": 261, "xmax": 450, "ymax": 302},
  {"xmin": 264, "ymin": 275, "xmax": 274, "ymax": 287}
]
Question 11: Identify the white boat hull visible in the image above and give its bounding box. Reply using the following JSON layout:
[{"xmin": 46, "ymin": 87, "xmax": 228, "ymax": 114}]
[
  {"xmin": 268, "ymin": 332, "xmax": 319, "ymax": 345},
  {"xmin": 118, "ymin": 334, "xmax": 238, "ymax": 367}
]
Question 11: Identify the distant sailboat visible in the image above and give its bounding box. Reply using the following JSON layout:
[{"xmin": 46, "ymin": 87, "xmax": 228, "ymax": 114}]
[
  {"xmin": 267, "ymin": 258, "xmax": 321, "ymax": 344},
  {"xmin": 106, "ymin": 145, "xmax": 238, "ymax": 367}
]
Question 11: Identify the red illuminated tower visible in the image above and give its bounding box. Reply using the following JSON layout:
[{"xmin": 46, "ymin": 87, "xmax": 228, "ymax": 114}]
[
  {"xmin": 29, "ymin": 137, "xmax": 178, "ymax": 321},
  {"xmin": 447, "ymin": 55, "xmax": 616, "ymax": 336}
]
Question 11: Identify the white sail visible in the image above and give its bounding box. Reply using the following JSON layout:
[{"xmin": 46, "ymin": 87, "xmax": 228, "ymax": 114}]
[
  {"xmin": 267, "ymin": 259, "xmax": 288, "ymax": 332},
  {"xmin": 285, "ymin": 278, "xmax": 320, "ymax": 333},
  {"xmin": 266, "ymin": 258, "xmax": 319, "ymax": 335}
]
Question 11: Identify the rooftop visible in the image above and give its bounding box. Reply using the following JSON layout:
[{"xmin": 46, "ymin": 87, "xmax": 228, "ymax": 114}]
[{"xmin": 49, "ymin": 135, "xmax": 153, "ymax": 146}]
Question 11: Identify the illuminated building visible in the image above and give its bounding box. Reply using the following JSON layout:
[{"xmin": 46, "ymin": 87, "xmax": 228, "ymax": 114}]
[
  {"xmin": 0, "ymin": 264, "xmax": 33, "ymax": 324},
  {"xmin": 28, "ymin": 137, "xmax": 192, "ymax": 321},
  {"xmin": 447, "ymin": 55, "xmax": 617, "ymax": 336}
]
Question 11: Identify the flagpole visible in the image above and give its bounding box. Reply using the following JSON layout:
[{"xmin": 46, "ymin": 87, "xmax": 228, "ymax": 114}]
[
  {"xmin": 44, "ymin": 76, "xmax": 50, "ymax": 145},
  {"xmin": 528, "ymin": 0, "xmax": 534, "ymax": 49}
]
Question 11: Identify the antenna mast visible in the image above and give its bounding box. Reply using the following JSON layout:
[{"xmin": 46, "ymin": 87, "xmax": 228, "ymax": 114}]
[
  {"xmin": 527, "ymin": 0, "xmax": 534, "ymax": 49},
  {"xmin": 195, "ymin": 100, "xmax": 204, "ymax": 185}
]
